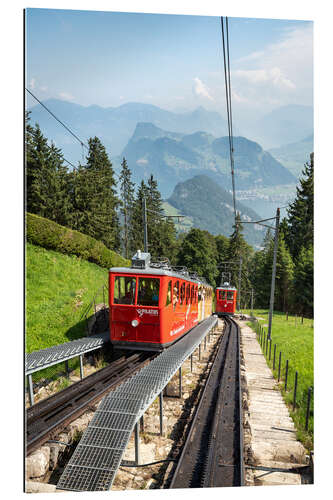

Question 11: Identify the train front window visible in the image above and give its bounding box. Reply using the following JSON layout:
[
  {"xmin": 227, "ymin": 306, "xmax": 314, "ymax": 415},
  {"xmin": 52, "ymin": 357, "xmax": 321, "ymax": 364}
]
[
  {"xmin": 137, "ymin": 278, "xmax": 160, "ymax": 307},
  {"xmin": 219, "ymin": 290, "xmax": 226, "ymax": 300},
  {"xmin": 113, "ymin": 276, "xmax": 136, "ymax": 305},
  {"xmin": 227, "ymin": 291, "xmax": 234, "ymax": 301}
]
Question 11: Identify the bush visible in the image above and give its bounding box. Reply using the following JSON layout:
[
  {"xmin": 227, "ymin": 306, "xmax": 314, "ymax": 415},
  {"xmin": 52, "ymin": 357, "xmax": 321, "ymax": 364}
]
[{"xmin": 26, "ymin": 213, "xmax": 130, "ymax": 269}]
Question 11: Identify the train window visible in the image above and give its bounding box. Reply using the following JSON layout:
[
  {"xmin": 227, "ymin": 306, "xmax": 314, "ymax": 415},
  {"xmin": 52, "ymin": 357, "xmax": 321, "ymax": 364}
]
[
  {"xmin": 113, "ymin": 276, "xmax": 136, "ymax": 305},
  {"xmin": 166, "ymin": 280, "xmax": 172, "ymax": 306},
  {"xmin": 219, "ymin": 290, "xmax": 226, "ymax": 300},
  {"xmin": 180, "ymin": 283, "xmax": 185, "ymax": 305},
  {"xmin": 186, "ymin": 284, "xmax": 190, "ymax": 304},
  {"xmin": 227, "ymin": 291, "xmax": 234, "ymax": 301},
  {"xmin": 137, "ymin": 278, "xmax": 160, "ymax": 306},
  {"xmin": 191, "ymin": 285, "xmax": 194, "ymax": 304},
  {"xmin": 173, "ymin": 281, "xmax": 179, "ymax": 309}
]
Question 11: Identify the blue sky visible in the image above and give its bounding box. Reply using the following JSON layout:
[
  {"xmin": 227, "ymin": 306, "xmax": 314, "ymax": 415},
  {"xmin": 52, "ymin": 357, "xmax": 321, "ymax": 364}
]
[{"xmin": 26, "ymin": 9, "xmax": 313, "ymax": 120}]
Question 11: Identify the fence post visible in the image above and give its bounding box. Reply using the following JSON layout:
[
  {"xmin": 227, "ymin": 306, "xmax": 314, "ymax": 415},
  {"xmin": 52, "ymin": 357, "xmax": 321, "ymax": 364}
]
[
  {"xmin": 265, "ymin": 336, "xmax": 268, "ymax": 356},
  {"xmin": 305, "ymin": 387, "xmax": 312, "ymax": 431},
  {"xmin": 159, "ymin": 392, "xmax": 163, "ymax": 436},
  {"xmin": 285, "ymin": 360, "xmax": 289, "ymax": 391},
  {"xmin": 273, "ymin": 344, "xmax": 277, "ymax": 370},
  {"xmin": 278, "ymin": 352, "xmax": 282, "ymax": 382},
  {"xmin": 269, "ymin": 339, "xmax": 272, "ymax": 361},
  {"xmin": 79, "ymin": 354, "xmax": 84, "ymax": 379},
  {"xmin": 293, "ymin": 371, "xmax": 298, "ymax": 411},
  {"xmin": 27, "ymin": 375, "xmax": 34, "ymax": 407},
  {"xmin": 190, "ymin": 353, "xmax": 193, "ymax": 373}
]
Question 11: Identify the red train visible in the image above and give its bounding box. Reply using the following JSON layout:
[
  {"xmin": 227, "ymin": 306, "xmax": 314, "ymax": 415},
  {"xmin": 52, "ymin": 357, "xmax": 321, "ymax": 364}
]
[
  {"xmin": 215, "ymin": 283, "xmax": 237, "ymax": 316},
  {"xmin": 109, "ymin": 251, "xmax": 213, "ymax": 351}
]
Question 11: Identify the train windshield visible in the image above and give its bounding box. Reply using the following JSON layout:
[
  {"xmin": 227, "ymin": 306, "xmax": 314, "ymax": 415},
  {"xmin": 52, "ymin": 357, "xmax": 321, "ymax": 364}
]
[
  {"xmin": 219, "ymin": 290, "xmax": 226, "ymax": 300},
  {"xmin": 137, "ymin": 278, "xmax": 160, "ymax": 307},
  {"xmin": 113, "ymin": 276, "xmax": 136, "ymax": 305},
  {"xmin": 227, "ymin": 291, "xmax": 234, "ymax": 301}
]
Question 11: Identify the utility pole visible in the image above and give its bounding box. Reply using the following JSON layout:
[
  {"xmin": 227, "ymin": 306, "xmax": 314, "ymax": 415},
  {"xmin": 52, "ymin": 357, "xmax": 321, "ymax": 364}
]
[
  {"xmin": 251, "ymin": 288, "xmax": 254, "ymax": 316},
  {"xmin": 143, "ymin": 197, "xmax": 148, "ymax": 253},
  {"xmin": 268, "ymin": 207, "xmax": 280, "ymax": 340}
]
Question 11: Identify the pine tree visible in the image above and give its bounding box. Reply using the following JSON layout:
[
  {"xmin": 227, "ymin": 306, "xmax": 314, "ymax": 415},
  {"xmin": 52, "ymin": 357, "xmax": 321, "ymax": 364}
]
[
  {"xmin": 177, "ymin": 228, "xmax": 219, "ymax": 286},
  {"xmin": 128, "ymin": 180, "xmax": 147, "ymax": 255},
  {"xmin": 285, "ymin": 153, "xmax": 314, "ymax": 260},
  {"xmin": 119, "ymin": 157, "xmax": 135, "ymax": 259},
  {"xmin": 293, "ymin": 245, "xmax": 313, "ymax": 317},
  {"xmin": 73, "ymin": 137, "xmax": 120, "ymax": 250},
  {"xmin": 227, "ymin": 213, "xmax": 253, "ymax": 297}
]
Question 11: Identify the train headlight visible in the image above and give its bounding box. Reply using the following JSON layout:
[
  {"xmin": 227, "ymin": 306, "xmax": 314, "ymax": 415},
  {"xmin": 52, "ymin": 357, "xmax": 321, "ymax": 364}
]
[{"xmin": 131, "ymin": 319, "xmax": 139, "ymax": 327}]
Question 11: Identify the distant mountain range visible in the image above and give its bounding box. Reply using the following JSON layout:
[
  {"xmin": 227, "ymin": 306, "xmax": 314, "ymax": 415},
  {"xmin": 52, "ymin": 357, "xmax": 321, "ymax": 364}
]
[
  {"xmin": 166, "ymin": 175, "xmax": 265, "ymax": 247},
  {"xmin": 28, "ymin": 99, "xmax": 228, "ymax": 159},
  {"xmin": 119, "ymin": 122, "xmax": 296, "ymax": 197},
  {"xmin": 269, "ymin": 134, "xmax": 314, "ymax": 178},
  {"xmin": 28, "ymin": 99, "xmax": 313, "ymax": 163},
  {"xmin": 244, "ymin": 105, "xmax": 313, "ymax": 149}
]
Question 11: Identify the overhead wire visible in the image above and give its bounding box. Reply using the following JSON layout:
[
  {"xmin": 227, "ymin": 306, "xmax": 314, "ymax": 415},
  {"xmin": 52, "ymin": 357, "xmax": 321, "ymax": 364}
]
[
  {"xmin": 25, "ymin": 87, "xmax": 89, "ymax": 150},
  {"xmin": 221, "ymin": 16, "xmax": 237, "ymax": 225}
]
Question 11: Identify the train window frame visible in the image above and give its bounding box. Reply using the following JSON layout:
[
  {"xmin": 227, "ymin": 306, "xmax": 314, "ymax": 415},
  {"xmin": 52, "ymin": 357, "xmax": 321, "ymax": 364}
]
[
  {"xmin": 186, "ymin": 283, "xmax": 190, "ymax": 305},
  {"xmin": 173, "ymin": 280, "xmax": 179, "ymax": 309},
  {"xmin": 180, "ymin": 282, "xmax": 185, "ymax": 305},
  {"xmin": 166, "ymin": 280, "xmax": 172, "ymax": 307},
  {"xmin": 137, "ymin": 277, "xmax": 160, "ymax": 307},
  {"xmin": 113, "ymin": 275, "xmax": 137, "ymax": 305},
  {"xmin": 227, "ymin": 291, "xmax": 234, "ymax": 302}
]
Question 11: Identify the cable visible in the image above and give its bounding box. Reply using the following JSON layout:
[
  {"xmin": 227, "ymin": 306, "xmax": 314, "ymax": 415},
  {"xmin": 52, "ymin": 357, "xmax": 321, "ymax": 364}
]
[
  {"xmin": 221, "ymin": 17, "xmax": 237, "ymax": 225},
  {"xmin": 26, "ymin": 88, "xmax": 88, "ymax": 150}
]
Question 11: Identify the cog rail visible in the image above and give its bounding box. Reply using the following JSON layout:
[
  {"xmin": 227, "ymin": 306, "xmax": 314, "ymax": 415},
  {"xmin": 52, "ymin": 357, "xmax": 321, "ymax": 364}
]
[{"xmin": 170, "ymin": 316, "xmax": 244, "ymax": 488}]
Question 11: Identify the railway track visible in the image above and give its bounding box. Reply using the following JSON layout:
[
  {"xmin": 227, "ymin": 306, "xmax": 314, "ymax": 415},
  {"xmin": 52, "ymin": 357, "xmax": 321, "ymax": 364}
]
[
  {"xmin": 170, "ymin": 316, "xmax": 244, "ymax": 488},
  {"xmin": 26, "ymin": 351, "xmax": 156, "ymax": 455}
]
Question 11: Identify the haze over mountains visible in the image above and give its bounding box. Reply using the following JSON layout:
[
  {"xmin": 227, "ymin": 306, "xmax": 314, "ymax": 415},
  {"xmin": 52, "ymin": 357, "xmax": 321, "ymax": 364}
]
[
  {"xmin": 28, "ymin": 98, "xmax": 313, "ymax": 246},
  {"xmin": 28, "ymin": 99, "xmax": 313, "ymax": 163},
  {"xmin": 120, "ymin": 122, "xmax": 296, "ymax": 197},
  {"xmin": 167, "ymin": 175, "xmax": 264, "ymax": 247}
]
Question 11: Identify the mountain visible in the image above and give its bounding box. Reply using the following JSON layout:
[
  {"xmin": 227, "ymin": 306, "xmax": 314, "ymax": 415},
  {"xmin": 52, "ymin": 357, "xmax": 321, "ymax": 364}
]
[
  {"xmin": 268, "ymin": 134, "xmax": 314, "ymax": 178},
  {"xmin": 167, "ymin": 175, "xmax": 265, "ymax": 247},
  {"xmin": 119, "ymin": 122, "xmax": 296, "ymax": 197},
  {"xmin": 28, "ymin": 99, "xmax": 228, "ymax": 160},
  {"xmin": 244, "ymin": 105, "xmax": 313, "ymax": 149}
]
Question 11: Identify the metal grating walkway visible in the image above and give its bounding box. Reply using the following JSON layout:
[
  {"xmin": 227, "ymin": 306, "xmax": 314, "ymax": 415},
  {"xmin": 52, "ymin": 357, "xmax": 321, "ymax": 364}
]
[
  {"xmin": 57, "ymin": 316, "xmax": 218, "ymax": 492},
  {"xmin": 25, "ymin": 332, "xmax": 110, "ymax": 375}
]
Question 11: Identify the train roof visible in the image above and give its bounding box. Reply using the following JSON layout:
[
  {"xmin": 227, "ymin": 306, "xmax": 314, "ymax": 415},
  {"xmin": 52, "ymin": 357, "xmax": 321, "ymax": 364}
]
[
  {"xmin": 109, "ymin": 251, "xmax": 213, "ymax": 288},
  {"xmin": 216, "ymin": 285, "xmax": 237, "ymax": 291}
]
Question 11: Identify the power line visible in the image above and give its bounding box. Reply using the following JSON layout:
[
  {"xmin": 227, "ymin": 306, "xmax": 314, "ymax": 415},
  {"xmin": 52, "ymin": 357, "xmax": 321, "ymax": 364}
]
[
  {"xmin": 26, "ymin": 88, "xmax": 89, "ymax": 150},
  {"xmin": 221, "ymin": 16, "xmax": 237, "ymax": 225}
]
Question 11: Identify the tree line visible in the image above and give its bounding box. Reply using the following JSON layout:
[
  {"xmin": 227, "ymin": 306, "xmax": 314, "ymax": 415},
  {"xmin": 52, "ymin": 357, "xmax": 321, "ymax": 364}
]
[{"xmin": 25, "ymin": 114, "xmax": 313, "ymax": 317}]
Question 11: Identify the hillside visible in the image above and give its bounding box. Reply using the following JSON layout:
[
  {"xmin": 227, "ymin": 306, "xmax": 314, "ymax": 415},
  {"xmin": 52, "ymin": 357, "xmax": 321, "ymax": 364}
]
[
  {"xmin": 269, "ymin": 135, "xmax": 314, "ymax": 178},
  {"xmin": 28, "ymin": 99, "xmax": 228, "ymax": 160},
  {"xmin": 26, "ymin": 243, "xmax": 108, "ymax": 353},
  {"xmin": 167, "ymin": 175, "xmax": 265, "ymax": 247},
  {"xmin": 120, "ymin": 122, "xmax": 296, "ymax": 197}
]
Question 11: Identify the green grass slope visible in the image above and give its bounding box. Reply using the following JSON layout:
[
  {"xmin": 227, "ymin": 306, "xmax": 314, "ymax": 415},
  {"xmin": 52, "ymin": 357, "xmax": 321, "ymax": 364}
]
[{"xmin": 26, "ymin": 243, "xmax": 109, "ymax": 353}]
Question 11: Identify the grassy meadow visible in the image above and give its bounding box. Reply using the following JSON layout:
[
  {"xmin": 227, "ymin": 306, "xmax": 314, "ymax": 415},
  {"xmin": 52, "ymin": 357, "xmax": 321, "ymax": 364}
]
[
  {"xmin": 243, "ymin": 308, "xmax": 314, "ymax": 449},
  {"xmin": 26, "ymin": 242, "xmax": 108, "ymax": 354}
]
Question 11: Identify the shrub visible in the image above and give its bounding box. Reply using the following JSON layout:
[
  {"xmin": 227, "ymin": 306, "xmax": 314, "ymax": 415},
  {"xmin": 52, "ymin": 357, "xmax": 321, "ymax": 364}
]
[{"xmin": 26, "ymin": 213, "xmax": 130, "ymax": 269}]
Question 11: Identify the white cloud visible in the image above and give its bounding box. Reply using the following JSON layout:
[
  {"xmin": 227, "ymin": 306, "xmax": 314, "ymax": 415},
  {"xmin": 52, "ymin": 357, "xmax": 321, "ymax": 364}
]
[
  {"xmin": 58, "ymin": 92, "xmax": 74, "ymax": 101},
  {"xmin": 193, "ymin": 77, "xmax": 214, "ymax": 101},
  {"xmin": 232, "ymin": 24, "xmax": 313, "ymax": 112},
  {"xmin": 29, "ymin": 78, "xmax": 36, "ymax": 90}
]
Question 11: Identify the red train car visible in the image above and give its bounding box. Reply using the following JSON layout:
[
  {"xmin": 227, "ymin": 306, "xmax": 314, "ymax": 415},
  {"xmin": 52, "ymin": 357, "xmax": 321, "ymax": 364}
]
[
  {"xmin": 215, "ymin": 283, "xmax": 237, "ymax": 316},
  {"xmin": 109, "ymin": 251, "xmax": 213, "ymax": 351}
]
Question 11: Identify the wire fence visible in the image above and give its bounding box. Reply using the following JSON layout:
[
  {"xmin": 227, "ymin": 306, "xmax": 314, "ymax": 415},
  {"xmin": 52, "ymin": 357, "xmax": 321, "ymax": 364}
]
[{"xmin": 250, "ymin": 318, "xmax": 313, "ymax": 439}]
